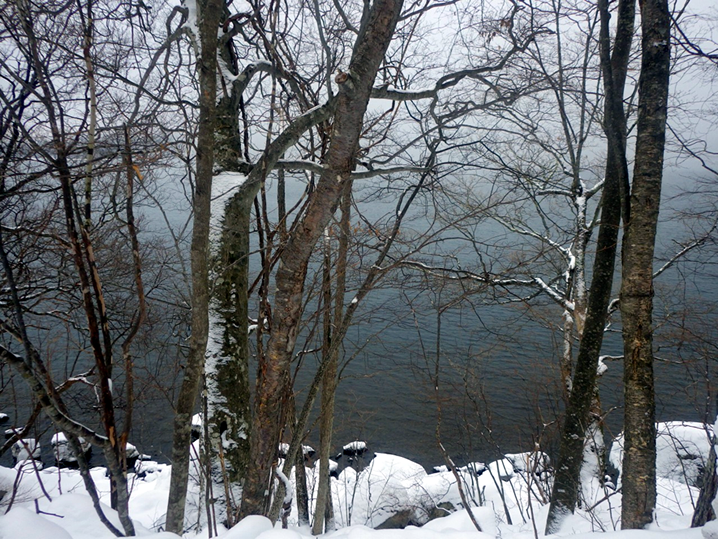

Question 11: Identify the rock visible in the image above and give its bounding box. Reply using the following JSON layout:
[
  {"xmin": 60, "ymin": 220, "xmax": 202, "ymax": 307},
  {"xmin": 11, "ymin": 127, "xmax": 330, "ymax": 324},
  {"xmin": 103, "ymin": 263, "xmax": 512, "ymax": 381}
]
[
  {"xmin": 125, "ymin": 443, "xmax": 148, "ymax": 469},
  {"xmin": 425, "ymin": 502, "xmax": 455, "ymax": 522},
  {"xmin": 343, "ymin": 440, "xmax": 368, "ymax": 455},
  {"xmin": 461, "ymin": 462, "xmax": 487, "ymax": 476},
  {"xmin": 375, "ymin": 509, "xmax": 412, "ymax": 529},
  {"xmin": 505, "ymin": 451, "xmax": 550, "ymax": 475},
  {"xmin": 376, "ymin": 503, "xmax": 454, "ymax": 530},
  {"xmin": 329, "ymin": 459, "xmax": 339, "ymax": 478},
  {"xmin": 12, "ymin": 438, "xmax": 41, "ymax": 463},
  {"xmin": 52, "ymin": 433, "xmax": 91, "ymax": 467}
]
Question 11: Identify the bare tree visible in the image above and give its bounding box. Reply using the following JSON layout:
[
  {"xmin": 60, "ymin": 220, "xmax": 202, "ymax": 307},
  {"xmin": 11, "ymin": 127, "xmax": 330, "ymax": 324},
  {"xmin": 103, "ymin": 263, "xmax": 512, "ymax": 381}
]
[
  {"xmin": 619, "ymin": 0, "xmax": 671, "ymax": 528},
  {"xmin": 164, "ymin": 0, "xmax": 225, "ymax": 533},
  {"xmin": 545, "ymin": 0, "xmax": 634, "ymax": 530},
  {"xmin": 0, "ymin": 0, "xmax": 173, "ymax": 533}
]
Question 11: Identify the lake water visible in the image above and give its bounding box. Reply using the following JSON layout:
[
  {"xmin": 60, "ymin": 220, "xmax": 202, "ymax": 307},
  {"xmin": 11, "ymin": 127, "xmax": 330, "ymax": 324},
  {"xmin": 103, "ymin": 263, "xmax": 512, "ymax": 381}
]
[{"xmin": 2, "ymin": 170, "xmax": 717, "ymax": 472}]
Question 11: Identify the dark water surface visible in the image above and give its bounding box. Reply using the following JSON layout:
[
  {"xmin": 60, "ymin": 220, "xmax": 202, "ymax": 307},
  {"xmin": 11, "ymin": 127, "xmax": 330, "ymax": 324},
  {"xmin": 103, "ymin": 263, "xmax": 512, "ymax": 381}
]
[{"xmin": 2, "ymin": 173, "xmax": 717, "ymax": 471}]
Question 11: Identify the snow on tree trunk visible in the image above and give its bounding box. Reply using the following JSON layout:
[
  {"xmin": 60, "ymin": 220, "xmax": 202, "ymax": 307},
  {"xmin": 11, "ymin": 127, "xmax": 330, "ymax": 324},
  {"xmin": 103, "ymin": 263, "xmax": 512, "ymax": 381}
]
[{"xmin": 204, "ymin": 171, "xmax": 252, "ymax": 524}]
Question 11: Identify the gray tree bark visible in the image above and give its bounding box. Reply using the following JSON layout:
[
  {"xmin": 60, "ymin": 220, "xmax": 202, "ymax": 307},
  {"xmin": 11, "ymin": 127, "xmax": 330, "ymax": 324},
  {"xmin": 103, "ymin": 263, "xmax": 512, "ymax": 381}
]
[
  {"xmin": 692, "ymin": 440, "xmax": 717, "ymax": 527},
  {"xmin": 313, "ymin": 182, "xmax": 351, "ymax": 534},
  {"xmin": 619, "ymin": 0, "xmax": 671, "ymax": 528},
  {"xmin": 165, "ymin": 0, "xmax": 223, "ymax": 532},
  {"xmin": 544, "ymin": 0, "xmax": 634, "ymax": 532}
]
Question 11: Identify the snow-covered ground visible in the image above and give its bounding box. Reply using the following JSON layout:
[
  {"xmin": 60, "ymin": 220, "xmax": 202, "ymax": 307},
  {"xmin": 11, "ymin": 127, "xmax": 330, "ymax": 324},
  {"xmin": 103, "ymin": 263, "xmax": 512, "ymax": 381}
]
[{"xmin": 0, "ymin": 422, "xmax": 716, "ymax": 539}]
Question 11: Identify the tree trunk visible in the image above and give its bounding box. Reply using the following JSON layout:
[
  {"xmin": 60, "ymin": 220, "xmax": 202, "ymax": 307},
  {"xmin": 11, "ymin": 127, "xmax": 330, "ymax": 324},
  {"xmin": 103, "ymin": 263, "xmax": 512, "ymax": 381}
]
[
  {"xmin": 165, "ymin": 0, "xmax": 223, "ymax": 532},
  {"xmin": 313, "ymin": 183, "xmax": 350, "ymax": 534},
  {"xmin": 239, "ymin": 0, "xmax": 404, "ymax": 517},
  {"xmin": 203, "ymin": 19, "xmax": 254, "ymax": 522},
  {"xmin": 692, "ymin": 441, "xmax": 717, "ymax": 527},
  {"xmin": 544, "ymin": 0, "xmax": 634, "ymax": 532},
  {"xmin": 294, "ymin": 439, "xmax": 310, "ymax": 527},
  {"xmin": 212, "ymin": 193, "xmax": 253, "ymax": 472},
  {"xmin": 620, "ymin": 0, "xmax": 670, "ymax": 528},
  {"xmin": 205, "ymin": 188, "xmax": 253, "ymax": 526}
]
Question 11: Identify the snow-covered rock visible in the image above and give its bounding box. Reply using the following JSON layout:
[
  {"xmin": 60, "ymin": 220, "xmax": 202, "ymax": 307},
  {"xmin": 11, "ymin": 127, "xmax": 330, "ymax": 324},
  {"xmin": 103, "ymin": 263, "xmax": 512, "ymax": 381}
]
[
  {"xmin": 12, "ymin": 438, "xmax": 40, "ymax": 463},
  {"xmin": 460, "ymin": 461, "xmax": 487, "ymax": 476},
  {"xmin": 51, "ymin": 433, "xmax": 91, "ymax": 466},
  {"xmin": 505, "ymin": 451, "xmax": 550, "ymax": 475},
  {"xmin": 333, "ymin": 453, "xmax": 428, "ymax": 528},
  {"xmin": 343, "ymin": 440, "xmax": 368, "ymax": 455},
  {"xmin": 610, "ymin": 421, "xmax": 714, "ymax": 487}
]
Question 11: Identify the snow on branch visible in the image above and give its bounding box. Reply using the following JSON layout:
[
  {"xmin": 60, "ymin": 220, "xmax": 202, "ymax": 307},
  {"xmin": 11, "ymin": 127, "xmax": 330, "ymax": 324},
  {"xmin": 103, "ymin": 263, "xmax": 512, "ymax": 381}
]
[
  {"xmin": 490, "ymin": 214, "xmax": 571, "ymax": 261},
  {"xmin": 273, "ymin": 160, "xmax": 428, "ymax": 179},
  {"xmin": 399, "ymin": 261, "xmax": 572, "ymax": 311},
  {"xmin": 653, "ymin": 219, "xmax": 718, "ymax": 279}
]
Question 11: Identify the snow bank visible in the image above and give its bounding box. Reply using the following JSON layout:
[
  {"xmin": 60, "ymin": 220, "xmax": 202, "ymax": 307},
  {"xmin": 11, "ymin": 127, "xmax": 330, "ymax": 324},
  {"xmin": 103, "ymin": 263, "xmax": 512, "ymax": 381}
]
[
  {"xmin": 0, "ymin": 458, "xmax": 176, "ymax": 537},
  {"xmin": 610, "ymin": 422, "xmax": 714, "ymax": 487},
  {"xmin": 0, "ymin": 492, "xmax": 179, "ymax": 538},
  {"xmin": 0, "ymin": 506, "xmax": 73, "ymax": 539},
  {"xmin": 0, "ymin": 421, "xmax": 716, "ymax": 539}
]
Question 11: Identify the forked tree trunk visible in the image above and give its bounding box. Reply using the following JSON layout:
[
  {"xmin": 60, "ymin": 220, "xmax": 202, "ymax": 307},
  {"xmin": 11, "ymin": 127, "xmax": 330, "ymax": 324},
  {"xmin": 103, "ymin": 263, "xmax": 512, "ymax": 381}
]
[
  {"xmin": 619, "ymin": 0, "xmax": 670, "ymax": 528},
  {"xmin": 239, "ymin": 0, "xmax": 404, "ymax": 517},
  {"xmin": 313, "ymin": 182, "xmax": 351, "ymax": 534},
  {"xmin": 544, "ymin": 0, "xmax": 634, "ymax": 532}
]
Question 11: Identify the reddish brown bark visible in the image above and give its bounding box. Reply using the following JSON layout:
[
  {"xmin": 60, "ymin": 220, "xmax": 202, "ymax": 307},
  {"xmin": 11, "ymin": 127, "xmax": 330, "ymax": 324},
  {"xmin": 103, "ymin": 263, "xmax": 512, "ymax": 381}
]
[{"xmin": 239, "ymin": 0, "xmax": 404, "ymax": 517}]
